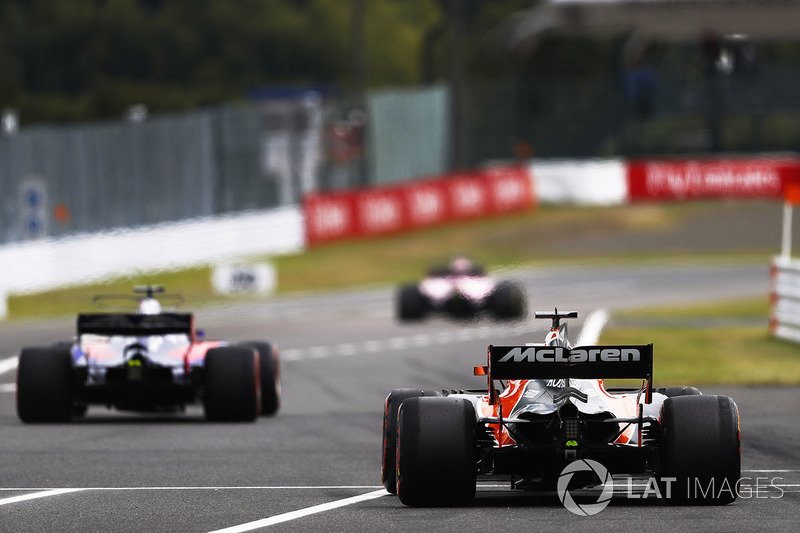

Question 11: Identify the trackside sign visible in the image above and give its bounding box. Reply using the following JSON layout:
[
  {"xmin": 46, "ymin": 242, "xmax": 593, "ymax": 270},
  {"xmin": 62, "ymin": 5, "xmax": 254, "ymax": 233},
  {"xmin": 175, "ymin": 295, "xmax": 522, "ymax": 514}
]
[
  {"xmin": 626, "ymin": 158, "xmax": 797, "ymax": 201},
  {"xmin": 489, "ymin": 344, "xmax": 653, "ymax": 380}
]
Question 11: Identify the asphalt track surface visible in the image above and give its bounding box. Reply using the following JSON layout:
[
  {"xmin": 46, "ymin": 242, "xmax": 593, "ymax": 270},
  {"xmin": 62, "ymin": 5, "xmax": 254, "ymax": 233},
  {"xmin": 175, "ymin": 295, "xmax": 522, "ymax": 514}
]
[{"xmin": 0, "ymin": 261, "xmax": 798, "ymax": 532}]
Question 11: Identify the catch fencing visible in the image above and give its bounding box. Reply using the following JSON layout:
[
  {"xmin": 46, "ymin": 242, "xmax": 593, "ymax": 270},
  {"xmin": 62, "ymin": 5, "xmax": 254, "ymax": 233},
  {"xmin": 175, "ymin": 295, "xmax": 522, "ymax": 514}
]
[
  {"xmin": 0, "ymin": 113, "xmax": 217, "ymax": 244},
  {"xmin": 0, "ymin": 85, "xmax": 453, "ymax": 247},
  {"xmin": 0, "ymin": 96, "xmax": 331, "ymax": 246}
]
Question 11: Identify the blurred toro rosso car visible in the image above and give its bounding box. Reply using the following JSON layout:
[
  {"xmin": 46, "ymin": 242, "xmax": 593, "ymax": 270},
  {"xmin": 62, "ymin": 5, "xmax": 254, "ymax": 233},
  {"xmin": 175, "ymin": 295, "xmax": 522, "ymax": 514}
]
[
  {"xmin": 382, "ymin": 310, "xmax": 741, "ymax": 507},
  {"xmin": 16, "ymin": 286, "xmax": 280, "ymax": 423},
  {"xmin": 396, "ymin": 256, "xmax": 526, "ymax": 321}
]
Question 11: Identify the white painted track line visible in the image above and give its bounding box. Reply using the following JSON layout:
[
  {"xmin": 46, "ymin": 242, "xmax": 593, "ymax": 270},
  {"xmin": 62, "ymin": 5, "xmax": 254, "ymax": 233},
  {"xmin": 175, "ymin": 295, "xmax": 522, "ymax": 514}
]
[
  {"xmin": 0, "ymin": 356, "xmax": 17, "ymax": 376},
  {"xmin": 743, "ymin": 470, "xmax": 800, "ymax": 473},
  {"xmin": 282, "ymin": 308, "xmax": 610, "ymax": 363},
  {"xmin": 0, "ymin": 486, "xmax": 384, "ymax": 492},
  {"xmin": 207, "ymin": 489, "xmax": 389, "ymax": 532},
  {"xmin": 576, "ymin": 308, "xmax": 609, "ymax": 346},
  {"xmin": 0, "ymin": 489, "xmax": 83, "ymax": 506}
]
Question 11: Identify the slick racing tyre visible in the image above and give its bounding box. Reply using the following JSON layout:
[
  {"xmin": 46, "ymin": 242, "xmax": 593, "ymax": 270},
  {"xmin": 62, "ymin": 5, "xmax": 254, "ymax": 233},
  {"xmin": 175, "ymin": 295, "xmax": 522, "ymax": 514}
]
[
  {"xmin": 657, "ymin": 386, "xmax": 702, "ymax": 397},
  {"xmin": 241, "ymin": 341, "xmax": 281, "ymax": 416},
  {"xmin": 382, "ymin": 389, "xmax": 441, "ymax": 493},
  {"xmin": 396, "ymin": 285, "xmax": 428, "ymax": 321},
  {"xmin": 17, "ymin": 347, "xmax": 74, "ymax": 423},
  {"xmin": 661, "ymin": 395, "xmax": 740, "ymax": 504},
  {"xmin": 396, "ymin": 396, "xmax": 476, "ymax": 506},
  {"xmin": 204, "ymin": 347, "xmax": 258, "ymax": 422},
  {"xmin": 488, "ymin": 281, "xmax": 526, "ymax": 320}
]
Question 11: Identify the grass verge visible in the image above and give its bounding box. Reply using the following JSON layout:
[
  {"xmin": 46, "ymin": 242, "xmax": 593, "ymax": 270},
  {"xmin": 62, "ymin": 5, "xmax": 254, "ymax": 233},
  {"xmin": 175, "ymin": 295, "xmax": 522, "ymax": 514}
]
[
  {"xmin": 7, "ymin": 267, "xmax": 216, "ymax": 319},
  {"xmin": 601, "ymin": 297, "xmax": 800, "ymax": 385}
]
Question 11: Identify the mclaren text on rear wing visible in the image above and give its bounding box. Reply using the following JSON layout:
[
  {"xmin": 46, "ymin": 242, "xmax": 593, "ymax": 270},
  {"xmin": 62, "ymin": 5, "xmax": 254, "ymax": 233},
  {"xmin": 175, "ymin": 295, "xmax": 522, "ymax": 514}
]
[
  {"xmin": 477, "ymin": 344, "xmax": 654, "ymax": 403},
  {"xmin": 77, "ymin": 313, "xmax": 193, "ymax": 337},
  {"xmin": 488, "ymin": 344, "xmax": 653, "ymax": 380}
]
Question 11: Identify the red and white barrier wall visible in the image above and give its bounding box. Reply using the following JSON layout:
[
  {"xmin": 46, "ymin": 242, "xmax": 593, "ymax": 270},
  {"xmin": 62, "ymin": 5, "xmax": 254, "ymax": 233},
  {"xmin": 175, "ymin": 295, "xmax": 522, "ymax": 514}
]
[
  {"xmin": 305, "ymin": 155, "xmax": 800, "ymax": 246},
  {"xmin": 532, "ymin": 156, "xmax": 800, "ymax": 205},
  {"xmin": 304, "ymin": 165, "xmax": 533, "ymax": 245}
]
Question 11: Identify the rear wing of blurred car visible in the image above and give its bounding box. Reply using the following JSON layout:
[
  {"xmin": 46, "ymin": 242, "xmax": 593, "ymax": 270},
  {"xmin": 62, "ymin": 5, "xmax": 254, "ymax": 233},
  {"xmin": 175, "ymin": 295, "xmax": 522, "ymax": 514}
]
[
  {"xmin": 77, "ymin": 313, "xmax": 193, "ymax": 337},
  {"xmin": 476, "ymin": 344, "xmax": 654, "ymax": 403}
]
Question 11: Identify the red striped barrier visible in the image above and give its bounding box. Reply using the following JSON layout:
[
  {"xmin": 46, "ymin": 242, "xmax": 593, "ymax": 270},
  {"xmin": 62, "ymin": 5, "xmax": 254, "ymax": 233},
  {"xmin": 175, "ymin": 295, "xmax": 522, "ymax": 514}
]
[{"xmin": 303, "ymin": 165, "xmax": 534, "ymax": 246}]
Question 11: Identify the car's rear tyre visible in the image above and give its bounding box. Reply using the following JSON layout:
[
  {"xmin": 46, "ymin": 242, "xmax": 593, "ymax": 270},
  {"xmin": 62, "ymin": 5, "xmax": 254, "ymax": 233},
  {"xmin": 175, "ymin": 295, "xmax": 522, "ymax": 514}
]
[
  {"xmin": 397, "ymin": 285, "xmax": 428, "ymax": 321},
  {"xmin": 382, "ymin": 389, "xmax": 442, "ymax": 493},
  {"xmin": 203, "ymin": 347, "xmax": 258, "ymax": 422},
  {"xmin": 17, "ymin": 347, "xmax": 74, "ymax": 423},
  {"xmin": 241, "ymin": 341, "xmax": 281, "ymax": 416},
  {"xmin": 661, "ymin": 395, "xmax": 740, "ymax": 504},
  {"xmin": 396, "ymin": 396, "xmax": 476, "ymax": 506},
  {"xmin": 488, "ymin": 281, "xmax": 526, "ymax": 320},
  {"xmin": 657, "ymin": 386, "xmax": 702, "ymax": 397}
]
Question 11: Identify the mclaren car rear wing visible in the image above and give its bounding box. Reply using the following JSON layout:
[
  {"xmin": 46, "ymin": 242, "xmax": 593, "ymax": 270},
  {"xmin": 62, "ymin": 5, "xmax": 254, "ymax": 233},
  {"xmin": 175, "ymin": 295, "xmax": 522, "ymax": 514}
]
[
  {"xmin": 77, "ymin": 313, "xmax": 194, "ymax": 337},
  {"xmin": 475, "ymin": 343, "xmax": 654, "ymax": 404}
]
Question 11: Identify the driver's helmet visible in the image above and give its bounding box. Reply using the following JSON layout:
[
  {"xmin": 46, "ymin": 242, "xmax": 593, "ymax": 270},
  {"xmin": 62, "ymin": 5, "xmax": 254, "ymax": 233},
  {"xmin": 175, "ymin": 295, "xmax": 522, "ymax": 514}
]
[
  {"xmin": 138, "ymin": 297, "xmax": 162, "ymax": 315},
  {"xmin": 449, "ymin": 256, "xmax": 474, "ymax": 275}
]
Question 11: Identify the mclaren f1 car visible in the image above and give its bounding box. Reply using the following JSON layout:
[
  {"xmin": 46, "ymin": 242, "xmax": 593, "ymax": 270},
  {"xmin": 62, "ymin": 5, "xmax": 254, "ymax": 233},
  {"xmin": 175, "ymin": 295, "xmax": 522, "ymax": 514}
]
[
  {"xmin": 16, "ymin": 286, "xmax": 281, "ymax": 422},
  {"xmin": 382, "ymin": 309, "xmax": 740, "ymax": 506}
]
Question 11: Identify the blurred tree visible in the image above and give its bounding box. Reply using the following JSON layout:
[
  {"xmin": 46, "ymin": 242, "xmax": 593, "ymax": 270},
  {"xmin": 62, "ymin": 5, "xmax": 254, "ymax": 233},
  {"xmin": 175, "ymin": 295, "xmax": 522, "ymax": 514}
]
[{"xmin": 0, "ymin": 0, "xmax": 538, "ymax": 125}]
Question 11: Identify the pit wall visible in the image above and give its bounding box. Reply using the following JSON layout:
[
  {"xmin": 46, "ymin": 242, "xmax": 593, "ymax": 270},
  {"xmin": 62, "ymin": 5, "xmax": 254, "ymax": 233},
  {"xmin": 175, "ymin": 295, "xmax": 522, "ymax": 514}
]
[{"xmin": 1, "ymin": 155, "xmax": 799, "ymax": 318}]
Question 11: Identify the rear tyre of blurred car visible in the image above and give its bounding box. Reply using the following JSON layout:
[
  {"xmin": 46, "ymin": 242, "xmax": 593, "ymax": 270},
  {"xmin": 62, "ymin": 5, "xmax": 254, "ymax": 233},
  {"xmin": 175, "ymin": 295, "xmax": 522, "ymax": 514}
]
[
  {"xmin": 396, "ymin": 397, "xmax": 476, "ymax": 506},
  {"xmin": 488, "ymin": 281, "xmax": 526, "ymax": 320},
  {"xmin": 661, "ymin": 395, "xmax": 740, "ymax": 504},
  {"xmin": 203, "ymin": 347, "xmax": 258, "ymax": 422},
  {"xmin": 382, "ymin": 389, "xmax": 442, "ymax": 493},
  {"xmin": 241, "ymin": 341, "xmax": 281, "ymax": 416},
  {"xmin": 397, "ymin": 285, "xmax": 428, "ymax": 321},
  {"xmin": 657, "ymin": 386, "xmax": 702, "ymax": 397},
  {"xmin": 17, "ymin": 347, "xmax": 74, "ymax": 423}
]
